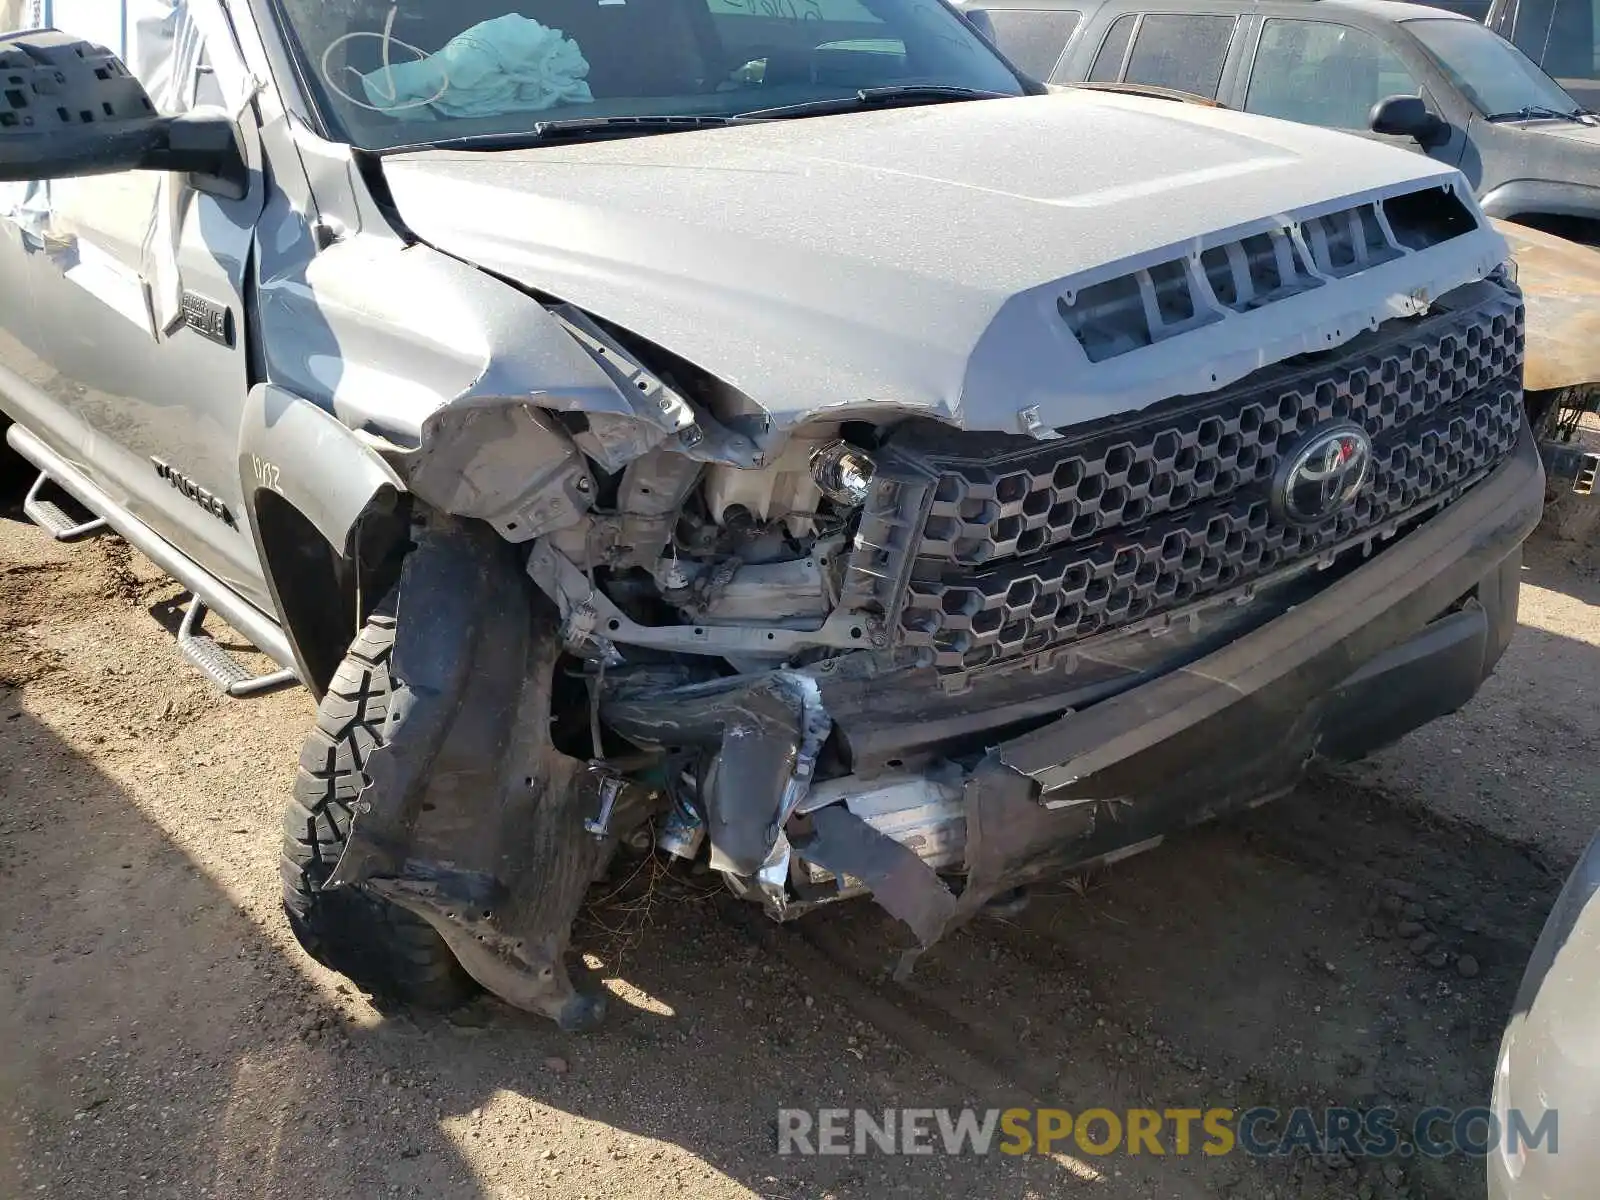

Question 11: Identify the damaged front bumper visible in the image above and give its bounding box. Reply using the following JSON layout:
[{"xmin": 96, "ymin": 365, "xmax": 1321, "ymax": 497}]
[
  {"xmin": 330, "ymin": 430, "xmax": 1539, "ymax": 1022},
  {"xmin": 617, "ymin": 428, "xmax": 1544, "ymax": 960}
]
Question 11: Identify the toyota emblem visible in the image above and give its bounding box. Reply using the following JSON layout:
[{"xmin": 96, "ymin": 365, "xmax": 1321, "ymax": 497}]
[{"xmin": 1273, "ymin": 424, "xmax": 1372, "ymax": 525}]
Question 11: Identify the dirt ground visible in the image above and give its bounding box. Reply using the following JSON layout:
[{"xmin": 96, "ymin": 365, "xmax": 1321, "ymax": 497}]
[{"xmin": 0, "ymin": 464, "xmax": 1595, "ymax": 1200}]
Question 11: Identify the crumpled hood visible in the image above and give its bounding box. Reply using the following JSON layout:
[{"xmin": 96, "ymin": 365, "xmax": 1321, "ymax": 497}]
[{"xmin": 383, "ymin": 91, "xmax": 1507, "ymax": 436}]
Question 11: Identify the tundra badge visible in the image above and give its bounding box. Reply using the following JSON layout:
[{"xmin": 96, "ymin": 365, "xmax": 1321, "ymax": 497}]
[{"xmin": 151, "ymin": 458, "xmax": 238, "ymax": 529}]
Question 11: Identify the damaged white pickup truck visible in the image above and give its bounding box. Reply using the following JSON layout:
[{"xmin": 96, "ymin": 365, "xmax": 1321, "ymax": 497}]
[{"xmin": 0, "ymin": 0, "xmax": 1543, "ymax": 1030}]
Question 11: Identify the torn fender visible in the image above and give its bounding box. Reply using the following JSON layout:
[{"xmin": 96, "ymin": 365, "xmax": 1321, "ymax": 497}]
[
  {"xmin": 328, "ymin": 512, "xmax": 611, "ymax": 1030},
  {"xmin": 1492, "ymin": 219, "xmax": 1600, "ymax": 393},
  {"xmin": 401, "ymin": 400, "xmax": 596, "ymax": 543},
  {"xmin": 253, "ymin": 227, "xmax": 749, "ymax": 482}
]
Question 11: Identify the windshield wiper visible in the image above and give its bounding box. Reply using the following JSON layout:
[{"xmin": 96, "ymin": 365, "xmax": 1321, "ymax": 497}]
[
  {"xmin": 1486, "ymin": 104, "xmax": 1589, "ymax": 123},
  {"xmin": 378, "ymin": 88, "xmax": 1009, "ymax": 153},
  {"xmin": 734, "ymin": 85, "xmax": 1010, "ymax": 122},
  {"xmin": 386, "ymin": 114, "xmax": 738, "ymax": 153}
]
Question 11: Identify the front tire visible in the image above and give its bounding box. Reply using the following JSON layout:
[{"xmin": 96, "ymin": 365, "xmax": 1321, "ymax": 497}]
[{"xmin": 280, "ymin": 604, "xmax": 475, "ymax": 1009}]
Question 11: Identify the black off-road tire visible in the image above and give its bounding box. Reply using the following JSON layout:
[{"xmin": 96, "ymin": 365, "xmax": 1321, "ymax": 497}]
[
  {"xmin": 280, "ymin": 605, "xmax": 476, "ymax": 1009},
  {"xmin": 0, "ymin": 415, "xmax": 29, "ymax": 504}
]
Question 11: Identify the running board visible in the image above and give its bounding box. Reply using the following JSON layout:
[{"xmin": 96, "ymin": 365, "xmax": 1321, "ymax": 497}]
[
  {"xmin": 1540, "ymin": 441, "xmax": 1600, "ymax": 497},
  {"xmin": 24, "ymin": 471, "xmax": 107, "ymax": 541},
  {"xmin": 178, "ymin": 598, "xmax": 298, "ymax": 698},
  {"xmin": 6, "ymin": 423, "xmax": 302, "ymax": 695}
]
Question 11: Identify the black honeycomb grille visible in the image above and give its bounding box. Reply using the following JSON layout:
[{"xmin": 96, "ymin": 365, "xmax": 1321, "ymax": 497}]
[{"xmin": 869, "ymin": 284, "xmax": 1525, "ymax": 673}]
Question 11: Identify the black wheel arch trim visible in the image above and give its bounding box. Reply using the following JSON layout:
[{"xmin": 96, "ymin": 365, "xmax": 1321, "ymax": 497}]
[
  {"xmin": 1479, "ymin": 178, "xmax": 1600, "ymax": 222},
  {"xmin": 237, "ymin": 383, "xmax": 408, "ymax": 697}
]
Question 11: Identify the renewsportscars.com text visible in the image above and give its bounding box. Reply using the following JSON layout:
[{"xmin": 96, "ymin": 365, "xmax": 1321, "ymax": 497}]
[{"xmin": 776, "ymin": 1106, "xmax": 1556, "ymax": 1159}]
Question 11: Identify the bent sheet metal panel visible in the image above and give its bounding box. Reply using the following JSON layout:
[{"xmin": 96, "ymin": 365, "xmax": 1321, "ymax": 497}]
[{"xmin": 1492, "ymin": 218, "xmax": 1600, "ymax": 393}]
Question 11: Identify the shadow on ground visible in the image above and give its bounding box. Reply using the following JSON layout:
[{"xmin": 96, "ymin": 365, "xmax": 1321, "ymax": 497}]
[
  {"xmin": 1522, "ymin": 529, "xmax": 1600, "ymax": 606},
  {"xmin": 0, "ymin": 690, "xmax": 1087, "ymax": 1199}
]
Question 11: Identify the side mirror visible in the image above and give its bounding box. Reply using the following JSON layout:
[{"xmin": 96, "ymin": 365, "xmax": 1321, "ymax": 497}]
[
  {"xmin": 963, "ymin": 8, "xmax": 999, "ymax": 43},
  {"xmin": 1369, "ymin": 94, "xmax": 1447, "ymax": 147},
  {"xmin": 0, "ymin": 29, "xmax": 245, "ymax": 200}
]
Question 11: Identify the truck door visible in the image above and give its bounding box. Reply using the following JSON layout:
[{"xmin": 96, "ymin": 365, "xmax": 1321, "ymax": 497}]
[{"xmin": 22, "ymin": 0, "xmax": 272, "ymax": 608}]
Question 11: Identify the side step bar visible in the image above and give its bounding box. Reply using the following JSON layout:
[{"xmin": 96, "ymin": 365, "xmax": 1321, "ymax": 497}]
[
  {"xmin": 24, "ymin": 471, "xmax": 107, "ymax": 541},
  {"xmin": 6, "ymin": 423, "xmax": 301, "ymax": 692},
  {"xmin": 178, "ymin": 598, "xmax": 298, "ymax": 698},
  {"xmin": 1540, "ymin": 441, "xmax": 1600, "ymax": 498}
]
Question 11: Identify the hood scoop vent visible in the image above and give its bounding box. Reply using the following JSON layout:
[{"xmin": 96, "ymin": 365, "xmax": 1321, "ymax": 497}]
[{"xmin": 1056, "ymin": 185, "xmax": 1478, "ymax": 364}]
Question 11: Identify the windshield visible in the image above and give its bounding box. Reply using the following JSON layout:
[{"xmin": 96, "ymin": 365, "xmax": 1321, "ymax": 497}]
[
  {"xmin": 266, "ymin": 0, "xmax": 1026, "ymax": 149},
  {"xmin": 1406, "ymin": 17, "xmax": 1585, "ymax": 118}
]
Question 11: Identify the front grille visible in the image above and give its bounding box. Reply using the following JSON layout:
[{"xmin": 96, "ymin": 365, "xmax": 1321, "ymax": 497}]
[{"xmin": 844, "ymin": 281, "xmax": 1524, "ymax": 674}]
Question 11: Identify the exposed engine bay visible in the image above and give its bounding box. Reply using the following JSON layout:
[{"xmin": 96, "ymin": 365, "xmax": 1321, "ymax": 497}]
[{"xmin": 524, "ymin": 407, "xmax": 974, "ymax": 947}]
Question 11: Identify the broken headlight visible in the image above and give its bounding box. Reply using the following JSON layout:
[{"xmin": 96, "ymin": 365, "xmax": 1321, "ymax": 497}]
[{"xmin": 809, "ymin": 439, "xmax": 876, "ymax": 508}]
